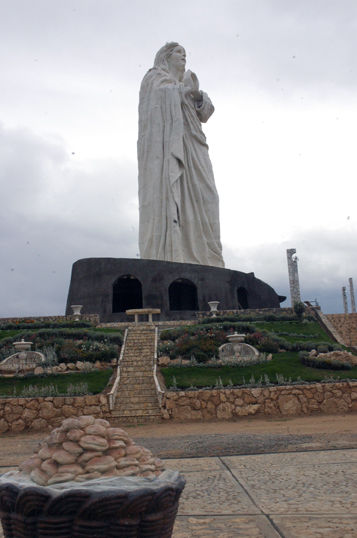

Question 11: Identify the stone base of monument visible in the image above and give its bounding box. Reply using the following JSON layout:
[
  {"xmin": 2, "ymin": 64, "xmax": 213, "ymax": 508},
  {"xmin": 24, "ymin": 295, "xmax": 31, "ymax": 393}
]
[
  {"xmin": 0, "ymin": 471, "xmax": 185, "ymax": 538},
  {"xmin": 65, "ymin": 258, "xmax": 283, "ymax": 322}
]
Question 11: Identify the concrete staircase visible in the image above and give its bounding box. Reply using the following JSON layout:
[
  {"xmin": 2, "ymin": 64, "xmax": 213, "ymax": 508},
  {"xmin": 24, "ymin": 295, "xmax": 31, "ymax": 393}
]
[{"xmin": 110, "ymin": 325, "xmax": 162, "ymax": 425}]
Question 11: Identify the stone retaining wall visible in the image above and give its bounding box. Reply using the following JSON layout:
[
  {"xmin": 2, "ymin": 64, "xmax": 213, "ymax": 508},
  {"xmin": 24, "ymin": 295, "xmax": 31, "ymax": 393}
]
[
  {"xmin": 195, "ymin": 307, "xmax": 293, "ymax": 320},
  {"xmin": 0, "ymin": 315, "xmax": 99, "ymax": 325},
  {"xmin": 0, "ymin": 394, "xmax": 109, "ymax": 433},
  {"xmin": 161, "ymin": 381, "xmax": 357, "ymax": 421}
]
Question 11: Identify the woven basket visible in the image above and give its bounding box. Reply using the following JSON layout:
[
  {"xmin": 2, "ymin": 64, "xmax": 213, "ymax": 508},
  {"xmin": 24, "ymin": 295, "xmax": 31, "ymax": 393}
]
[{"xmin": 0, "ymin": 474, "xmax": 185, "ymax": 538}]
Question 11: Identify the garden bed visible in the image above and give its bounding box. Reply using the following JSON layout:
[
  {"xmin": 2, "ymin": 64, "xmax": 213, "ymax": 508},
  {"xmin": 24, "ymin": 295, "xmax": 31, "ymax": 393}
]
[{"xmin": 0, "ymin": 369, "xmax": 113, "ymax": 397}]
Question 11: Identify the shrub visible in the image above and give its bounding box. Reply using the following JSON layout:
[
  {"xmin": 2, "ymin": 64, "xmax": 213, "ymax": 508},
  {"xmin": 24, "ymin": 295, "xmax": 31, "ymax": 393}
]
[
  {"xmin": 299, "ymin": 352, "xmax": 352, "ymax": 370},
  {"xmin": 0, "ymin": 329, "xmax": 122, "ymax": 365},
  {"xmin": 245, "ymin": 332, "xmax": 280, "ymax": 353},
  {"xmin": 293, "ymin": 302, "xmax": 306, "ymax": 320},
  {"xmin": 160, "ymin": 328, "xmax": 227, "ymax": 362}
]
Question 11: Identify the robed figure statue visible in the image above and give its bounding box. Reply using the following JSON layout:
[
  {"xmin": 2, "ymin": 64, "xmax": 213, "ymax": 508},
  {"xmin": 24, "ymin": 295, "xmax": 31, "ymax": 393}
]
[{"xmin": 138, "ymin": 42, "xmax": 224, "ymax": 268}]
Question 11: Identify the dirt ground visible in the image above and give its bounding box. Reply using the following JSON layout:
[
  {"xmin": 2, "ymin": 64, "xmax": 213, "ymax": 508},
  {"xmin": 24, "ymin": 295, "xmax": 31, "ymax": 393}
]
[
  {"xmin": 127, "ymin": 413, "xmax": 357, "ymax": 438},
  {"xmin": 0, "ymin": 413, "xmax": 356, "ymax": 466}
]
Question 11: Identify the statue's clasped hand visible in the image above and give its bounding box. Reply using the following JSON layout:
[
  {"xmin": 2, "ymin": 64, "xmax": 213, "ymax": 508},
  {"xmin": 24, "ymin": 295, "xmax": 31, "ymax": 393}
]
[{"xmin": 183, "ymin": 70, "xmax": 202, "ymax": 103}]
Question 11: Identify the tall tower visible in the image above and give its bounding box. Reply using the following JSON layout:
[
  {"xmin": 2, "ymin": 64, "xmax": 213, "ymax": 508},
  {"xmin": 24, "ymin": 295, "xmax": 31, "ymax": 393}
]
[
  {"xmin": 286, "ymin": 248, "xmax": 301, "ymax": 306},
  {"xmin": 349, "ymin": 278, "xmax": 356, "ymax": 313},
  {"xmin": 342, "ymin": 286, "xmax": 348, "ymax": 314}
]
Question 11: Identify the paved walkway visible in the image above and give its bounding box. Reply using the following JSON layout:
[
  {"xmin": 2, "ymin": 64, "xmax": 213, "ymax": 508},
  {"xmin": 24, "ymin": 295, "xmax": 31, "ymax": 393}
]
[{"xmin": 0, "ymin": 415, "xmax": 356, "ymax": 537}]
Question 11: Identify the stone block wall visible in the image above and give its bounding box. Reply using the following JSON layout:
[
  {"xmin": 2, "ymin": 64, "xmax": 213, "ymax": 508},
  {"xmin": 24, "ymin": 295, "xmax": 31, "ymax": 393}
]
[
  {"xmin": 161, "ymin": 381, "xmax": 357, "ymax": 421},
  {"xmin": 326, "ymin": 314, "xmax": 357, "ymax": 347},
  {"xmin": 0, "ymin": 315, "xmax": 99, "ymax": 325},
  {"xmin": 195, "ymin": 307, "xmax": 293, "ymax": 320},
  {"xmin": 0, "ymin": 394, "xmax": 109, "ymax": 433}
]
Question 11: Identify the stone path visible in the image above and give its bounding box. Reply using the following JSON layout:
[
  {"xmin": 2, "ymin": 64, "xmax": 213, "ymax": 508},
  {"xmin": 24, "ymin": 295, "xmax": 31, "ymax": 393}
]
[
  {"xmin": 0, "ymin": 415, "xmax": 356, "ymax": 537},
  {"xmin": 171, "ymin": 449, "xmax": 357, "ymax": 537}
]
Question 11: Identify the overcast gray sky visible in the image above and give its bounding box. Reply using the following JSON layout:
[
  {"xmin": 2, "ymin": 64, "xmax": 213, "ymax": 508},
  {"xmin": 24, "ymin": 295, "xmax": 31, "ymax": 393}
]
[{"xmin": 1, "ymin": 0, "xmax": 356, "ymax": 317}]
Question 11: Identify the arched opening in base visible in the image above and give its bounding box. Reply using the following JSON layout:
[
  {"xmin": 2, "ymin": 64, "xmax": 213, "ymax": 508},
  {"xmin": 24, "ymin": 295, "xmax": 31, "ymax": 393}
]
[
  {"xmin": 112, "ymin": 275, "xmax": 143, "ymax": 312},
  {"xmin": 237, "ymin": 287, "xmax": 249, "ymax": 309},
  {"xmin": 169, "ymin": 279, "xmax": 198, "ymax": 311}
]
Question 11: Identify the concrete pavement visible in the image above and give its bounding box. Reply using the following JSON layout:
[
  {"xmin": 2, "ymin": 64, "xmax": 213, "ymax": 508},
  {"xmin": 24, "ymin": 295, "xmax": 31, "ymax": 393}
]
[{"xmin": 0, "ymin": 416, "xmax": 356, "ymax": 537}]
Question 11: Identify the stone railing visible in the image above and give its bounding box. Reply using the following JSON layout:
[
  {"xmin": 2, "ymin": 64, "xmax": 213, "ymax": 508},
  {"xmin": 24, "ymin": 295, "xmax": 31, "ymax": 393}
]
[
  {"xmin": 0, "ymin": 394, "xmax": 109, "ymax": 433},
  {"xmin": 161, "ymin": 380, "xmax": 357, "ymax": 421},
  {"xmin": 108, "ymin": 328, "xmax": 128, "ymax": 411},
  {"xmin": 153, "ymin": 327, "xmax": 165, "ymax": 406}
]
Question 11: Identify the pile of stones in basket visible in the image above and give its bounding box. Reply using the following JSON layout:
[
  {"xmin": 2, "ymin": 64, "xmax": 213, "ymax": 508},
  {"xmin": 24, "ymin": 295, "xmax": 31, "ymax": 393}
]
[{"xmin": 19, "ymin": 415, "xmax": 165, "ymax": 486}]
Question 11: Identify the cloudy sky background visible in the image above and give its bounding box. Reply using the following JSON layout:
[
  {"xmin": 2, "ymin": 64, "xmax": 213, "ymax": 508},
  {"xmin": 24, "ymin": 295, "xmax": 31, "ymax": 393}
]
[{"xmin": 1, "ymin": 0, "xmax": 356, "ymax": 317}]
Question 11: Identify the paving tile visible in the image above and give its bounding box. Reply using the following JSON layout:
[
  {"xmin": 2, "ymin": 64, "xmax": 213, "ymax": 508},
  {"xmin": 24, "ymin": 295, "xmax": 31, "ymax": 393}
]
[
  {"xmin": 0, "ymin": 467, "xmax": 16, "ymax": 474},
  {"xmin": 178, "ymin": 470, "xmax": 260, "ymax": 515},
  {"xmin": 163, "ymin": 457, "xmax": 223, "ymax": 472},
  {"xmin": 231, "ymin": 462, "xmax": 357, "ymax": 514},
  {"xmin": 173, "ymin": 515, "xmax": 280, "ymax": 537},
  {"xmin": 271, "ymin": 515, "xmax": 357, "ymax": 537},
  {"xmin": 223, "ymin": 448, "xmax": 357, "ymax": 469}
]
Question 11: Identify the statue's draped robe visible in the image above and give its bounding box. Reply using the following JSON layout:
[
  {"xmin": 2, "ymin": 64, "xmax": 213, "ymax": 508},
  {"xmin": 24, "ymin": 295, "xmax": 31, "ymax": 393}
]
[{"xmin": 138, "ymin": 67, "xmax": 224, "ymax": 268}]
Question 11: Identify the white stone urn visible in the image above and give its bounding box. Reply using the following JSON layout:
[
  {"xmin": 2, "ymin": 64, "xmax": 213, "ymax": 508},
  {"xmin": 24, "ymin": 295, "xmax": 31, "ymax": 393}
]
[
  {"xmin": 227, "ymin": 332, "xmax": 246, "ymax": 344},
  {"xmin": 208, "ymin": 301, "xmax": 220, "ymax": 316},
  {"xmin": 13, "ymin": 339, "xmax": 32, "ymax": 352},
  {"xmin": 71, "ymin": 304, "xmax": 83, "ymax": 320}
]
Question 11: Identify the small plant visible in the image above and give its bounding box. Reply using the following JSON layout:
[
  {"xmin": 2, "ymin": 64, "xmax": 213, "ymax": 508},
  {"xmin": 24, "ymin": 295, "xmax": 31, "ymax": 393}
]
[
  {"xmin": 170, "ymin": 375, "xmax": 178, "ymax": 389},
  {"xmin": 20, "ymin": 384, "xmax": 60, "ymax": 398},
  {"xmin": 42, "ymin": 346, "xmax": 58, "ymax": 367},
  {"xmin": 66, "ymin": 382, "xmax": 89, "ymax": 396},
  {"xmin": 215, "ymin": 376, "xmax": 224, "ymax": 388},
  {"xmin": 19, "ymin": 381, "xmax": 90, "ymax": 397},
  {"xmin": 293, "ymin": 302, "xmax": 306, "ymax": 320}
]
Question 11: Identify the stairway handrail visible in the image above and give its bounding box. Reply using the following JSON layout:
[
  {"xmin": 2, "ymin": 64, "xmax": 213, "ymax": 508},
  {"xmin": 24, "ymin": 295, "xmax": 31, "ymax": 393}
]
[
  {"xmin": 153, "ymin": 326, "xmax": 164, "ymax": 405},
  {"xmin": 108, "ymin": 328, "xmax": 128, "ymax": 411}
]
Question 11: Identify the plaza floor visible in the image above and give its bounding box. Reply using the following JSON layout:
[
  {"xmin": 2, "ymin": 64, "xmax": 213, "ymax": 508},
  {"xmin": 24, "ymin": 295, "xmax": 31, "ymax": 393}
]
[{"xmin": 0, "ymin": 414, "xmax": 356, "ymax": 537}]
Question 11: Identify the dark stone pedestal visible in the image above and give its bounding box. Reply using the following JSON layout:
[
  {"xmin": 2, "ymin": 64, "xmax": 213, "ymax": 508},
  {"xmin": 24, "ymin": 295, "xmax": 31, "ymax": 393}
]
[{"xmin": 65, "ymin": 258, "xmax": 282, "ymax": 322}]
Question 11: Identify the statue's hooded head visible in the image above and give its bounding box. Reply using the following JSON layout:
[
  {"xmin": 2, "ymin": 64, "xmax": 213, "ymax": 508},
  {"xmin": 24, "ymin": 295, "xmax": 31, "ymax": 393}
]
[{"xmin": 154, "ymin": 42, "xmax": 181, "ymax": 71}]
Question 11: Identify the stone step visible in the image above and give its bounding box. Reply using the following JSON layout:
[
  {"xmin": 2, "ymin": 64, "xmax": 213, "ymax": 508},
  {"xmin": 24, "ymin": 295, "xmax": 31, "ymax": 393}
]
[
  {"xmin": 118, "ymin": 385, "xmax": 156, "ymax": 392},
  {"xmin": 117, "ymin": 388, "xmax": 157, "ymax": 395},
  {"xmin": 121, "ymin": 365, "xmax": 153, "ymax": 375},
  {"xmin": 119, "ymin": 374, "xmax": 154, "ymax": 379},
  {"xmin": 119, "ymin": 380, "xmax": 155, "ymax": 387},
  {"xmin": 115, "ymin": 394, "xmax": 158, "ymax": 407},
  {"xmin": 113, "ymin": 402, "xmax": 160, "ymax": 410},
  {"xmin": 108, "ymin": 415, "xmax": 161, "ymax": 425},
  {"xmin": 112, "ymin": 408, "xmax": 161, "ymax": 417}
]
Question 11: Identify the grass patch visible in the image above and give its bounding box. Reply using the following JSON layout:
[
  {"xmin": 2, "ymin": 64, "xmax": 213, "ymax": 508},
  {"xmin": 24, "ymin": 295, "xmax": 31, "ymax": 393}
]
[
  {"xmin": 0, "ymin": 369, "xmax": 112, "ymax": 397},
  {"xmin": 0, "ymin": 330, "xmax": 19, "ymax": 341},
  {"xmin": 253, "ymin": 321, "xmax": 335, "ymax": 343},
  {"xmin": 161, "ymin": 352, "xmax": 357, "ymax": 389}
]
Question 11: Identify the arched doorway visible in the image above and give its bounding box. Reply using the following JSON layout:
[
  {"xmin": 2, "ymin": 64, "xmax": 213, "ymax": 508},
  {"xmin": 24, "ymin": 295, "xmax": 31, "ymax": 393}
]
[
  {"xmin": 237, "ymin": 287, "xmax": 249, "ymax": 309},
  {"xmin": 112, "ymin": 275, "xmax": 143, "ymax": 312},
  {"xmin": 169, "ymin": 279, "xmax": 198, "ymax": 310}
]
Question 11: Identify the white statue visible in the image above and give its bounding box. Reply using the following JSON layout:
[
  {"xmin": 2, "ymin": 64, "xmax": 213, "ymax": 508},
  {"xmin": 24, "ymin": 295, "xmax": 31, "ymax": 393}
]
[{"xmin": 138, "ymin": 42, "xmax": 224, "ymax": 268}]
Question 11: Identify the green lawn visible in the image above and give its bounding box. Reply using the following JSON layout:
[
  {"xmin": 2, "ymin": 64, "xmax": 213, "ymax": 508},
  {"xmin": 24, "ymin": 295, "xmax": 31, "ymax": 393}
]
[
  {"xmin": 0, "ymin": 330, "xmax": 19, "ymax": 340},
  {"xmin": 252, "ymin": 321, "xmax": 335, "ymax": 343},
  {"xmin": 161, "ymin": 352, "xmax": 357, "ymax": 389},
  {"xmin": 0, "ymin": 369, "xmax": 112, "ymax": 397}
]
